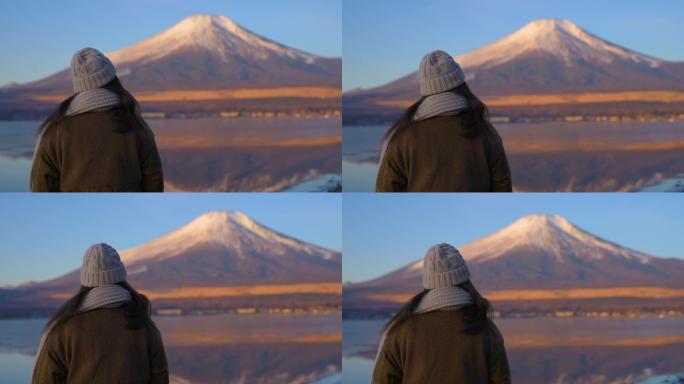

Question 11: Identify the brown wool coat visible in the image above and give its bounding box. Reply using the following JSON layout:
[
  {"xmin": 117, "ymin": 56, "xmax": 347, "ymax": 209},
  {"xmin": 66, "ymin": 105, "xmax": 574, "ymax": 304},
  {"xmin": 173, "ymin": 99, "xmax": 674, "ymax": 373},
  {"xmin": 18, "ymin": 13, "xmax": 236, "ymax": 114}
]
[
  {"xmin": 376, "ymin": 116, "xmax": 512, "ymax": 192},
  {"xmin": 373, "ymin": 311, "xmax": 511, "ymax": 384},
  {"xmin": 33, "ymin": 308, "xmax": 169, "ymax": 384},
  {"xmin": 30, "ymin": 110, "xmax": 164, "ymax": 192}
]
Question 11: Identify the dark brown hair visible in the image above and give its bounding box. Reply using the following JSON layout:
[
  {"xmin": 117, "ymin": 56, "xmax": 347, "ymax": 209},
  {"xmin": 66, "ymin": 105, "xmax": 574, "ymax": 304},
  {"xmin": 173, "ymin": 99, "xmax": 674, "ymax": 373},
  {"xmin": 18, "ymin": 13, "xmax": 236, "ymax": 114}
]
[
  {"xmin": 37, "ymin": 77, "xmax": 145, "ymax": 136},
  {"xmin": 383, "ymin": 280, "xmax": 492, "ymax": 335},
  {"xmin": 383, "ymin": 82, "xmax": 490, "ymax": 144}
]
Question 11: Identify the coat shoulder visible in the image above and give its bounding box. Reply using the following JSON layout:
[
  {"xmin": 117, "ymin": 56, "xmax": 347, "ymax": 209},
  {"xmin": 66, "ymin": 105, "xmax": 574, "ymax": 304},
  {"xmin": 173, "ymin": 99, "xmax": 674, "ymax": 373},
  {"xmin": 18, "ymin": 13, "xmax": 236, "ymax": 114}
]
[{"xmin": 39, "ymin": 119, "xmax": 67, "ymax": 142}]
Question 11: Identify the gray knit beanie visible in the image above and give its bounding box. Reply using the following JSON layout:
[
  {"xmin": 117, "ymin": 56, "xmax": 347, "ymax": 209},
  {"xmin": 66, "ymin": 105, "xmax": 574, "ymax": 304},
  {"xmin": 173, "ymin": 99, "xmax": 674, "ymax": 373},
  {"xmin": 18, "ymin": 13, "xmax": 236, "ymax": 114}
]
[
  {"xmin": 418, "ymin": 50, "xmax": 466, "ymax": 96},
  {"xmin": 423, "ymin": 243, "xmax": 470, "ymax": 289},
  {"xmin": 80, "ymin": 243, "xmax": 127, "ymax": 287},
  {"xmin": 70, "ymin": 48, "xmax": 117, "ymax": 93}
]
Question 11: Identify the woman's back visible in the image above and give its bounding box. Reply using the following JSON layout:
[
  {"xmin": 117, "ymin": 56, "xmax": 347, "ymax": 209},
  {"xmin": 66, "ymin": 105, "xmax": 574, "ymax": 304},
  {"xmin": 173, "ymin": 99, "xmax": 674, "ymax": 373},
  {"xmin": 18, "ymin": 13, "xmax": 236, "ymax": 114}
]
[
  {"xmin": 31, "ymin": 109, "xmax": 163, "ymax": 192},
  {"xmin": 35, "ymin": 307, "xmax": 168, "ymax": 384},
  {"xmin": 376, "ymin": 115, "xmax": 512, "ymax": 192},
  {"xmin": 373, "ymin": 310, "xmax": 510, "ymax": 384}
]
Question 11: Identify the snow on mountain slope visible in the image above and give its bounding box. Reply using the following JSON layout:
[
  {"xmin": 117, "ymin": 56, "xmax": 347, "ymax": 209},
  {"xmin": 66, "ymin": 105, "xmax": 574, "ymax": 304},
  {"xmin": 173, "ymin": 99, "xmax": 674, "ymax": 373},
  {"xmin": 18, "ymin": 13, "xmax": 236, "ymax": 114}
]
[
  {"xmin": 355, "ymin": 214, "xmax": 684, "ymax": 291},
  {"xmin": 107, "ymin": 14, "xmax": 318, "ymax": 66},
  {"xmin": 120, "ymin": 211, "xmax": 340, "ymax": 268},
  {"xmin": 457, "ymin": 19, "xmax": 661, "ymax": 69},
  {"xmin": 9, "ymin": 14, "xmax": 340, "ymax": 93},
  {"xmin": 27, "ymin": 211, "xmax": 340, "ymax": 290},
  {"xmin": 345, "ymin": 18, "xmax": 684, "ymax": 102},
  {"xmin": 2, "ymin": 211, "xmax": 342, "ymax": 312},
  {"xmin": 407, "ymin": 214, "xmax": 652, "ymax": 269}
]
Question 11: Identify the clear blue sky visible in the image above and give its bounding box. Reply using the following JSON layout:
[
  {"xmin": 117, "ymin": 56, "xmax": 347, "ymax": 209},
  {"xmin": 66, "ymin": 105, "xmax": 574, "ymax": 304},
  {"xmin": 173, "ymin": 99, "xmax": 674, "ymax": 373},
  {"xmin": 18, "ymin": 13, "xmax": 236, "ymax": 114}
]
[
  {"xmin": 343, "ymin": 194, "xmax": 684, "ymax": 283},
  {"xmin": 0, "ymin": 193, "xmax": 341, "ymax": 286},
  {"xmin": 343, "ymin": 0, "xmax": 684, "ymax": 91},
  {"xmin": 0, "ymin": 0, "xmax": 341, "ymax": 86}
]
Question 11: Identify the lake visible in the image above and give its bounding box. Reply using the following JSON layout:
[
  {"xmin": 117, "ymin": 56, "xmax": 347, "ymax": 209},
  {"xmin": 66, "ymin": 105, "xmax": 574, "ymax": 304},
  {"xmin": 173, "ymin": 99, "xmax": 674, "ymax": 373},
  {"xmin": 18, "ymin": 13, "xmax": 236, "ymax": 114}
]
[
  {"xmin": 343, "ymin": 122, "xmax": 684, "ymax": 192},
  {"xmin": 343, "ymin": 317, "xmax": 684, "ymax": 384},
  {"xmin": 0, "ymin": 117, "xmax": 341, "ymax": 192},
  {"xmin": 0, "ymin": 314, "xmax": 341, "ymax": 384}
]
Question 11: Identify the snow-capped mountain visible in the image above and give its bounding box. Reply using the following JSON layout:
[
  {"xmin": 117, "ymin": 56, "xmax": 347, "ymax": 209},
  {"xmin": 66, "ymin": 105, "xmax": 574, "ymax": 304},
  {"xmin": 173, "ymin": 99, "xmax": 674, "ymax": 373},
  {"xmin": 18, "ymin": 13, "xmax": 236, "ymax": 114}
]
[
  {"xmin": 351, "ymin": 214, "xmax": 684, "ymax": 293},
  {"xmin": 108, "ymin": 14, "xmax": 320, "ymax": 67},
  {"xmin": 344, "ymin": 19, "xmax": 684, "ymax": 113},
  {"xmin": 0, "ymin": 211, "xmax": 340, "ymax": 315},
  {"xmin": 458, "ymin": 19, "xmax": 661, "ymax": 70},
  {"xmin": 120, "ymin": 211, "xmax": 339, "ymax": 263},
  {"xmin": 13, "ymin": 14, "xmax": 340, "ymax": 93},
  {"xmin": 427, "ymin": 214, "xmax": 651, "ymax": 264},
  {"xmin": 25, "ymin": 211, "xmax": 341, "ymax": 292}
]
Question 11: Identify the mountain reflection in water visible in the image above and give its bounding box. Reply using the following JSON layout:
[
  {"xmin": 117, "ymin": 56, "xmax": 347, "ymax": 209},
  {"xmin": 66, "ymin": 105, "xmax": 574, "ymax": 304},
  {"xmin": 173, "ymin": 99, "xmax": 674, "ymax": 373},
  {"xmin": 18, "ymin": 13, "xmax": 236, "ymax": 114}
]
[
  {"xmin": 342, "ymin": 121, "xmax": 684, "ymax": 192},
  {"xmin": 0, "ymin": 314, "xmax": 341, "ymax": 384},
  {"xmin": 342, "ymin": 317, "xmax": 684, "ymax": 384},
  {"xmin": 0, "ymin": 118, "xmax": 341, "ymax": 192}
]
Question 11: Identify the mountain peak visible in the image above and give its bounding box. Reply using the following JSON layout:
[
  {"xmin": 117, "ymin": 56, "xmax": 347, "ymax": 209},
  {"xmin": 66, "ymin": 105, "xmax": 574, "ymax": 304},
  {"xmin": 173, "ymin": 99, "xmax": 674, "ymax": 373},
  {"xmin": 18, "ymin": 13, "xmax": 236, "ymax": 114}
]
[
  {"xmin": 118, "ymin": 211, "xmax": 339, "ymax": 266},
  {"xmin": 460, "ymin": 214, "xmax": 652, "ymax": 264},
  {"xmin": 507, "ymin": 213, "xmax": 575, "ymax": 232},
  {"xmin": 457, "ymin": 18, "xmax": 661, "ymax": 69},
  {"xmin": 107, "ymin": 13, "xmax": 318, "ymax": 66},
  {"xmin": 169, "ymin": 14, "xmax": 246, "ymax": 38},
  {"xmin": 522, "ymin": 18, "xmax": 580, "ymax": 33},
  {"xmin": 188, "ymin": 210, "xmax": 253, "ymax": 229},
  {"xmin": 152, "ymin": 210, "xmax": 272, "ymax": 247},
  {"xmin": 509, "ymin": 18, "xmax": 597, "ymax": 46},
  {"xmin": 183, "ymin": 13, "xmax": 235, "ymax": 24},
  {"xmin": 512, "ymin": 18, "xmax": 597, "ymax": 45},
  {"xmin": 23, "ymin": 209, "xmax": 341, "ymax": 292},
  {"xmin": 387, "ymin": 214, "xmax": 658, "ymax": 290}
]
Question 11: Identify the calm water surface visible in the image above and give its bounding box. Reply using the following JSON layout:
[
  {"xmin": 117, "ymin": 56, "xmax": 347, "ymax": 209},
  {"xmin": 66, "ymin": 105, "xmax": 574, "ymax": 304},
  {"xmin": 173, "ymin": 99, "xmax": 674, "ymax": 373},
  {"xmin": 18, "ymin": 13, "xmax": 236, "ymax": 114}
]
[
  {"xmin": 0, "ymin": 118, "xmax": 341, "ymax": 192},
  {"xmin": 343, "ymin": 122, "xmax": 684, "ymax": 192},
  {"xmin": 0, "ymin": 314, "xmax": 340, "ymax": 384},
  {"xmin": 342, "ymin": 317, "xmax": 684, "ymax": 384}
]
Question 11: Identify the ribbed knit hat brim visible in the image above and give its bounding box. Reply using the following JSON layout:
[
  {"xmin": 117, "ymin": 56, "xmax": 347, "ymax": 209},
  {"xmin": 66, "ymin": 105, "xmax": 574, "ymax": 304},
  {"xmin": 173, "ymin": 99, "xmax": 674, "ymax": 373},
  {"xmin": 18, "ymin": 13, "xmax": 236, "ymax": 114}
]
[
  {"xmin": 419, "ymin": 50, "xmax": 466, "ymax": 96},
  {"xmin": 70, "ymin": 48, "xmax": 117, "ymax": 93},
  {"xmin": 422, "ymin": 243, "xmax": 470, "ymax": 289},
  {"xmin": 80, "ymin": 267, "xmax": 127, "ymax": 287},
  {"xmin": 80, "ymin": 243, "xmax": 127, "ymax": 287},
  {"xmin": 423, "ymin": 266, "xmax": 470, "ymax": 289}
]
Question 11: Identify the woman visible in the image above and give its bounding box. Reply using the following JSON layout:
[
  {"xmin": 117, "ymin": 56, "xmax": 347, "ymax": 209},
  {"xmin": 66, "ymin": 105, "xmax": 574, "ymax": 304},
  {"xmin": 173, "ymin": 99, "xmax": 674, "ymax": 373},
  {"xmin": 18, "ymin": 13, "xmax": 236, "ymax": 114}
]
[
  {"xmin": 30, "ymin": 48, "xmax": 164, "ymax": 192},
  {"xmin": 32, "ymin": 243, "xmax": 169, "ymax": 383},
  {"xmin": 372, "ymin": 243, "xmax": 511, "ymax": 384},
  {"xmin": 376, "ymin": 50, "xmax": 512, "ymax": 192}
]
